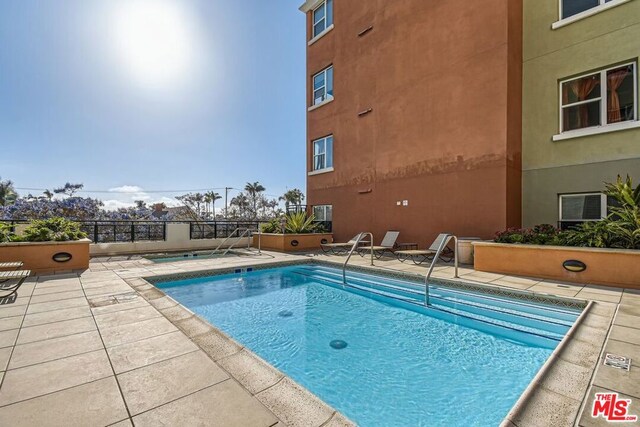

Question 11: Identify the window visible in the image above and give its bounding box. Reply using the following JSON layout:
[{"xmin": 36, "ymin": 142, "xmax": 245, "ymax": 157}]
[
  {"xmin": 312, "ymin": 0, "xmax": 333, "ymax": 38},
  {"xmin": 561, "ymin": 0, "xmax": 617, "ymax": 19},
  {"xmin": 560, "ymin": 63, "xmax": 636, "ymax": 133},
  {"xmin": 559, "ymin": 193, "xmax": 607, "ymax": 222},
  {"xmin": 312, "ymin": 66, "xmax": 333, "ymax": 106},
  {"xmin": 313, "ymin": 205, "xmax": 332, "ymax": 222},
  {"xmin": 312, "ymin": 135, "xmax": 333, "ymax": 171}
]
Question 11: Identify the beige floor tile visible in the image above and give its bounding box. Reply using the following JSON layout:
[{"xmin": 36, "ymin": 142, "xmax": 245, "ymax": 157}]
[
  {"xmin": 22, "ymin": 306, "xmax": 92, "ymax": 328},
  {"xmin": 132, "ymin": 380, "xmax": 278, "ymax": 427},
  {"xmin": 609, "ymin": 325, "xmax": 640, "ymax": 346},
  {"xmin": 0, "ymin": 329, "xmax": 19, "ymax": 349},
  {"xmin": 9, "ymin": 330, "xmax": 103, "ymax": 369},
  {"xmin": 118, "ymin": 350, "xmax": 228, "ymax": 415},
  {"xmin": 256, "ymin": 377, "xmax": 334, "ymax": 427},
  {"xmin": 575, "ymin": 291, "xmax": 621, "ymax": 304},
  {"xmin": 26, "ymin": 297, "xmax": 89, "ymax": 315},
  {"xmin": 605, "ymin": 339, "xmax": 640, "ymax": 362},
  {"xmin": 218, "ymin": 349, "xmax": 283, "ymax": 395},
  {"xmin": 31, "ymin": 282, "xmax": 82, "ymax": 296},
  {"xmin": 107, "ymin": 331, "xmax": 198, "ymax": 374},
  {"xmin": 0, "ymin": 377, "xmax": 127, "ymax": 426},
  {"xmin": 528, "ymin": 284, "xmax": 581, "ymax": 297},
  {"xmin": 0, "ymin": 350, "xmax": 112, "ymax": 406},
  {"xmin": 90, "ymin": 298, "xmax": 149, "ymax": 316},
  {"xmin": 0, "ymin": 316, "xmax": 22, "ymax": 332},
  {"xmin": 0, "ymin": 347, "xmax": 11, "ymax": 371},
  {"xmin": 109, "ymin": 419, "xmax": 133, "ymax": 427},
  {"xmin": 508, "ymin": 386, "xmax": 580, "ymax": 427},
  {"xmin": 593, "ymin": 363, "xmax": 640, "ymax": 400},
  {"xmin": 192, "ymin": 329, "xmax": 243, "ymax": 361},
  {"xmin": 100, "ymin": 316, "xmax": 177, "ymax": 348},
  {"xmin": 16, "ymin": 316, "xmax": 96, "ymax": 345},
  {"xmin": 614, "ymin": 312, "xmax": 640, "ymax": 329},
  {"xmin": 29, "ymin": 290, "xmax": 85, "ymax": 304},
  {"xmin": 539, "ymin": 358, "xmax": 592, "ymax": 401},
  {"xmin": 94, "ymin": 305, "xmax": 161, "ymax": 329},
  {"xmin": 0, "ymin": 305, "xmax": 27, "ymax": 320},
  {"xmin": 619, "ymin": 304, "xmax": 640, "ymax": 317}
]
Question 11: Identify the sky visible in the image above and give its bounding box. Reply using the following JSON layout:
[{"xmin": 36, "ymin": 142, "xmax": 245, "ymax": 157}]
[{"xmin": 0, "ymin": 0, "xmax": 306, "ymax": 209}]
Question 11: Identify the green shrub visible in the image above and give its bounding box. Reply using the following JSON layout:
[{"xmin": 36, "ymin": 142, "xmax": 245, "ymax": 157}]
[
  {"xmin": 21, "ymin": 217, "xmax": 87, "ymax": 242},
  {"xmin": 0, "ymin": 223, "xmax": 16, "ymax": 243},
  {"xmin": 260, "ymin": 218, "xmax": 282, "ymax": 233},
  {"xmin": 284, "ymin": 212, "xmax": 319, "ymax": 234}
]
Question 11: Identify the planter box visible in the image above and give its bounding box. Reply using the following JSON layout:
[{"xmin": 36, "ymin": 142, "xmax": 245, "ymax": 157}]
[
  {"xmin": 253, "ymin": 233, "xmax": 333, "ymax": 252},
  {"xmin": 473, "ymin": 241, "xmax": 640, "ymax": 289},
  {"xmin": 0, "ymin": 239, "xmax": 90, "ymax": 275}
]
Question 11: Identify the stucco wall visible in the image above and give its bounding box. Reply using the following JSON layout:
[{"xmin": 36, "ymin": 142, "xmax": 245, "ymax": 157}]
[
  {"xmin": 522, "ymin": 0, "xmax": 640, "ymax": 225},
  {"xmin": 305, "ymin": 0, "xmax": 523, "ymax": 246}
]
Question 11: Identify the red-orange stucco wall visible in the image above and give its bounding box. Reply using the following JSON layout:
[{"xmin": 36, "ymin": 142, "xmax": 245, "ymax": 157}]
[{"xmin": 305, "ymin": 0, "xmax": 523, "ymax": 246}]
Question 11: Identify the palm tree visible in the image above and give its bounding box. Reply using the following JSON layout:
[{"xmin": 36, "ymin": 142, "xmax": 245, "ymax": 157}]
[
  {"xmin": 43, "ymin": 189, "xmax": 54, "ymax": 200},
  {"xmin": 279, "ymin": 189, "xmax": 305, "ymax": 211},
  {"xmin": 244, "ymin": 182, "xmax": 266, "ymax": 218},
  {"xmin": 0, "ymin": 178, "xmax": 17, "ymax": 207},
  {"xmin": 205, "ymin": 191, "xmax": 222, "ymax": 218}
]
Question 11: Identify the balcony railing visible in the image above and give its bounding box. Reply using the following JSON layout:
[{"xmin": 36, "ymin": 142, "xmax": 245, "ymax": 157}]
[{"xmin": 189, "ymin": 221, "xmax": 260, "ymax": 240}]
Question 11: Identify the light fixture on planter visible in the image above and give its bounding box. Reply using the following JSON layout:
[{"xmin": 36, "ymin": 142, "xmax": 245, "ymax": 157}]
[{"xmin": 563, "ymin": 259, "xmax": 587, "ymax": 273}]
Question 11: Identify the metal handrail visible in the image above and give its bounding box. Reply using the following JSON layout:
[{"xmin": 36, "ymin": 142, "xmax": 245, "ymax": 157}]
[
  {"xmin": 222, "ymin": 228, "xmax": 253, "ymax": 256},
  {"xmin": 342, "ymin": 232, "xmax": 374, "ymax": 285},
  {"xmin": 424, "ymin": 234, "xmax": 459, "ymax": 306},
  {"xmin": 211, "ymin": 227, "xmax": 247, "ymax": 254}
]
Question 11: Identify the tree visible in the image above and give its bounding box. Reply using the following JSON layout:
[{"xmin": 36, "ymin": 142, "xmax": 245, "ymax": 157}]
[
  {"xmin": 205, "ymin": 191, "xmax": 222, "ymax": 219},
  {"xmin": 53, "ymin": 183, "xmax": 84, "ymax": 197},
  {"xmin": 43, "ymin": 190, "xmax": 54, "ymax": 200},
  {"xmin": 244, "ymin": 182, "xmax": 266, "ymax": 219},
  {"xmin": 279, "ymin": 189, "xmax": 305, "ymax": 210},
  {"xmin": 0, "ymin": 178, "xmax": 18, "ymax": 207},
  {"xmin": 134, "ymin": 200, "xmax": 147, "ymax": 209}
]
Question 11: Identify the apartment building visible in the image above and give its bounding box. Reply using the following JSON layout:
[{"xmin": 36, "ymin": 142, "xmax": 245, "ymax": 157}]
[
  {"xmin": 522, "ymin": 0, "xmax": 640, "ymax": 228},
  {"xmin": 299, "ymin": 0, "xmax": 523, "ymax": 244}
]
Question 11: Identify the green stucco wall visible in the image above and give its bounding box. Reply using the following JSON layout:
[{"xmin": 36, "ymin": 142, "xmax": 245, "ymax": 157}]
[{"xmin": 523, "ymin": 0, "xmax": 640, "ymax": 226}]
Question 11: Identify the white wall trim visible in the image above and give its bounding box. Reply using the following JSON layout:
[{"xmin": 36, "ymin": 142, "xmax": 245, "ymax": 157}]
[
  {"xmin": 552, "ymin": 0, "xmax": 632, "ymax": 29},
  {"xmin": 308, "ymin": 24, "xmax": 334, "ymax": 46},
  {"xmin": 299, "ymin": 0, "xmax": 324, "ymax": 13},
  {"xmin": 308, "ymin": 167, "xmax": 334, "ymax": 176},
  {"xmin": 308, "ymin": 96, "xmax": 334, "ymax": 112},
  {"xmin": 552, "ymin": 120, "xmax": 640, "ymax": 141}
]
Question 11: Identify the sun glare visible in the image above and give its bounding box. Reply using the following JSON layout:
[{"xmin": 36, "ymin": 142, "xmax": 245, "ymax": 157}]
[{"xmin": 111, "ymin": 0, "xmax": 198, "ymax": 90}]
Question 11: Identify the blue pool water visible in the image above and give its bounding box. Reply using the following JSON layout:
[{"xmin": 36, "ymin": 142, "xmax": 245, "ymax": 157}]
[{"xmin": 158, "ymin": 264, "xmax": 581, "ymax": 426}]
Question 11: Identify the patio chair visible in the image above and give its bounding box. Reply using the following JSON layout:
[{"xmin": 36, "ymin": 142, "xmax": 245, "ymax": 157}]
[
  {"xmin": 320, "ymin": 235, "xmax": 365, "ymax": 254},
  {"xmin": 395, "ymin": 233, "xmax": 455, "ymax": 265},
  {"xmin": 358, "ymin": 231, "xmax": 400, "ymax": 259},
  {"xmin": 0, "ymin": 262, "xmax": 24, "ymax": 284},
  {"xmin": 0, "ymin": 269, "xmax": 31, "ymax": 299}
]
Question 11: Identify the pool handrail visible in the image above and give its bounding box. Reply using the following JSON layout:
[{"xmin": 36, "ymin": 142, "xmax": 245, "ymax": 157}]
[
  {"xmin": 424, "ymin": 234, "xmax": 459, "ymax": 306},
  {"xmin": 342, "ymin": 232, "xmax": 374, "ymax": 285}
]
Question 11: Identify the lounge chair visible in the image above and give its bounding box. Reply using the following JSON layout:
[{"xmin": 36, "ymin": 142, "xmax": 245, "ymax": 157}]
[
  {"xmin": 320, "ymin": 235, "xmax": 367, "ymax": 254},
  {"xmin": 395, "ymin": 233, "xmax": 455, "ymax": 265},
  {"xmin": 0, "ymin": 262, "xmax": 24, "ymax": 284},
  {"xmin": 0, "ymin": 269, "xmax": 31, "ymax": 299},
  {"xmin": 358, "ymin": 231, "xmax": 400, "ymax": 259}
]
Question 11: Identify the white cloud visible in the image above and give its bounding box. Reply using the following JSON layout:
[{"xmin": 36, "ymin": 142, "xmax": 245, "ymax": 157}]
[{"xmin": 108, "ymin": 185, "xmax": 145, "ymax": 193}]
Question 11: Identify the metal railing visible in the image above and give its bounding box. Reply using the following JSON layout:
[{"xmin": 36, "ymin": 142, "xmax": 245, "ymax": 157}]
[
  {"xmin": 424, "ymin": 234, "xmax": 459, "ymax": 306},
  {"xmin": 342, "ymin": 232, "xmax": 374, "ymax": 285},
  {"xmin": 211, "ymin": 227, "xmax": 252, "ymax": 255},
  {"xmin": 190, "ymin": 221, "xmax": 260, "ymax": 240}
]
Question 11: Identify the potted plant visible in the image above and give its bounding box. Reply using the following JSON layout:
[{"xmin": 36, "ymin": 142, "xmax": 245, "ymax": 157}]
[
  {"xmin": 0, "ymin": 217, "xmax": 91, "ymax": 274},
  {"xmin": 254, "ymin": 212, "xmax": 333, "ymax": 252}
]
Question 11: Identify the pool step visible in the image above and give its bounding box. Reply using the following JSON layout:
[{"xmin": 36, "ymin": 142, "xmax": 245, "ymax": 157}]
[
  {"xmin": 299, "ymin": 266, "xmax": 578, "ymax": 323},
  {"xmin": 293, "ymin": 267, "xmax": 573, "ymax": 342}
]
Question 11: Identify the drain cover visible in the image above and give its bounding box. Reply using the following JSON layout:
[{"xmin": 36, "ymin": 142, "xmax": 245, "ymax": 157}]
[
  {"xmin": 278, "ymin": 310, "xmax": 293, "ymax": 318},
  {"xmin": 330, "ymin": 340, "xmax": 348, "ymax": 350},
  {"xmin": 604, "ymin": 353, "xmax": 632, "ymax": 371}
]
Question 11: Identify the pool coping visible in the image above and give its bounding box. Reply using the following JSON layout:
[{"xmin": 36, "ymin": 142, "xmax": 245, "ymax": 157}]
[{"xmin": 136, "ymin": 258, "xmax": 613, "ymax": 426}]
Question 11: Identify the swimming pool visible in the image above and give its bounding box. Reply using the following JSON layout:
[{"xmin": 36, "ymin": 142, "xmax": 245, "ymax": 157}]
[
  {"xmin": 157, "ymin": 264, "xmax": 582, "ymax": 426},
  {"xmin": 145, "ymin": 250, "xmax": 252, "ymax": 263}
]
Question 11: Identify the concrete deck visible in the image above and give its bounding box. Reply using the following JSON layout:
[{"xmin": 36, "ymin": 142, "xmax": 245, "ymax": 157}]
[{"xmin": 0, "ymin": 250, "xmax": 638, "ymax": 426}]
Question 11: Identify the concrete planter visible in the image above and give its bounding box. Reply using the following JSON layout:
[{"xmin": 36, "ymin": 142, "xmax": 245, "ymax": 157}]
[
  {"xmin": 473, "ymin": 241, "xmax": 640, "ymax": 289},
  {"xmin": 0, "ymin": 238, "xmax": 91, "ymax": 274},
  {"xmin": 253, "ymin": 233, "xmax": 333, "ymax": 252}
]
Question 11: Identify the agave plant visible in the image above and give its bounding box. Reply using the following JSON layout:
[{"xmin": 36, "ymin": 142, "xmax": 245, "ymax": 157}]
[{"xmin": 284, "ymin": 212, "xmax": 319, "ymax": 234}]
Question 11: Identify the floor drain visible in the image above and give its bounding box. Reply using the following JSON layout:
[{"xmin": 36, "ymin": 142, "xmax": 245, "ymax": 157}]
[
  {"xmin": 278, "ymin": 310, "xmax": 293, "ymax": 318},
  {"xmin": 604, "ymin": 353, "xmax": 632, "ymax": 371},
  {"xmin": 330, "ymin": 340, "xmax": 348, "ymax": 350}
]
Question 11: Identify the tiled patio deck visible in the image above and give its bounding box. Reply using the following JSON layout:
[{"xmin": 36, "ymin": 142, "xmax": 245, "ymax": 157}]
[{"xmin": 0, "ymin": 250, "xmax": 638, "ymax": 426}]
